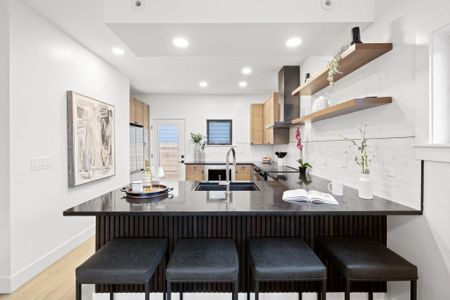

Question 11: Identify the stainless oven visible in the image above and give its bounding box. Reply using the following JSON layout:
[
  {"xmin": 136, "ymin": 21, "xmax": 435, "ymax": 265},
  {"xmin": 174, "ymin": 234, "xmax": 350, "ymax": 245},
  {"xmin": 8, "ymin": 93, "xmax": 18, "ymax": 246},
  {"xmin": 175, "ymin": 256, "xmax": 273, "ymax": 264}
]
[{"xmin": 205, "ymin": 165, "xmax": 235, "ymax": 181}]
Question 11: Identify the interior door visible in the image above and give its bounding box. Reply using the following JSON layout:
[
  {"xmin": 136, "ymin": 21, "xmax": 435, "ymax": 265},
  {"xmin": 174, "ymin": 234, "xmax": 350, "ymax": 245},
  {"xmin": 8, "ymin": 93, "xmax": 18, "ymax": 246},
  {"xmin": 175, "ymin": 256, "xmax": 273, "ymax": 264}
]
[{"xmin": 151, "ymin": 119, "xmax": 186, "ymax": 180}]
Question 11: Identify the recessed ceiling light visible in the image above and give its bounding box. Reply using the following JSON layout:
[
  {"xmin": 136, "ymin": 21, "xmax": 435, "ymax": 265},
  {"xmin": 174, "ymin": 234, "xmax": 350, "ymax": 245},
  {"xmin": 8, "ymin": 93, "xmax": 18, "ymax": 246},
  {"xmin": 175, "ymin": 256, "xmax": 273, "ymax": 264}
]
[
  {"xmin": 239, "ymin": 81, "xmax": 248, "ymax": 88},
  {"xmin": 111, "ymin": 47, "xmax": 125, "ymax": 56},
  {"xmin": 199, "ymin": 81, "xmax": 208, "ymax": 88},
  {"xmin": 286, "ymin": 37, "xmax": 302, "ymax": 48},
  {"xmin": 242, "ymin": 67, "xmax": 252, "ymax": 75},
  {"xmin": 172, "ymin": 37, "xmax": 189, "ymax": 48}
]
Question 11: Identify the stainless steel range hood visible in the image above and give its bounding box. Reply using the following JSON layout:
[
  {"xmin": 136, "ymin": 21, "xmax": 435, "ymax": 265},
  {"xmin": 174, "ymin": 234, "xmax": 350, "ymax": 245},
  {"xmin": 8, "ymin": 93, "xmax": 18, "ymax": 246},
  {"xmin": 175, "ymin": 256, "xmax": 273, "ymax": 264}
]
[{"xmin": 267, "ymin": 66, "xmax": 300, "ymax": 128}]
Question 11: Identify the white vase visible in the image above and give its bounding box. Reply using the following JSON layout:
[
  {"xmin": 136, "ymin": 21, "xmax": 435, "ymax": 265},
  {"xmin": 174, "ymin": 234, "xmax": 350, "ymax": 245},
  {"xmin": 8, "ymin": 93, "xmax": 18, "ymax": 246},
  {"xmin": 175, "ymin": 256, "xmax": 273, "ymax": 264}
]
[
  {"xmin": 194, "ymin": 143, "xmax": 201, "ymax": 163},
  {"xmin": 277, "ymin": 157, "xmax": 285, "ymax": 166},
  {"xmin": 358, "ymin": 174, "xmax": 373, "ymax": 200}
]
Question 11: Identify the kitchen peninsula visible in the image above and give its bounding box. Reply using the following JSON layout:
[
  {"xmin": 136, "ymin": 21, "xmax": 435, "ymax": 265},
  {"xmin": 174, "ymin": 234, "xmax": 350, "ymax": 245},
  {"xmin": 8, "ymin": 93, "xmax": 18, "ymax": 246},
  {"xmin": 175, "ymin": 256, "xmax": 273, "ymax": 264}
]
[{"xmin": 64, "ymin": 173, "xmax": 421, "ymax": 295}]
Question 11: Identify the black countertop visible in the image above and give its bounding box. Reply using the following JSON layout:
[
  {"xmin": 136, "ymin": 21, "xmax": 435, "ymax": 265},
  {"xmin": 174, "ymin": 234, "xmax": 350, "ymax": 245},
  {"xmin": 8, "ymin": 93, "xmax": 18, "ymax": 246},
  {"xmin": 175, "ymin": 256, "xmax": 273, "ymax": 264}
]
[
  {"xmin": 64, "ymin": 173, "xmax": 421, "ymax": 217},
  {"xmin": 184, "ymin": 161, "xmax": 299, "ymax": 173},
  {"xmin": 185, "ymin": 161, "xmax": 256, "ymax": 165}
]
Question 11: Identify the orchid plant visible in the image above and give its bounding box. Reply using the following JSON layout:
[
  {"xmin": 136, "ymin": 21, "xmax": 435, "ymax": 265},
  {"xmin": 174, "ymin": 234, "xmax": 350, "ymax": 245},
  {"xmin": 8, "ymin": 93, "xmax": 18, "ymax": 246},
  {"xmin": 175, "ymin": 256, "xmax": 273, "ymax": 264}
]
[
  {"xmin": 343, "ymin": 124, "xmax": 374, "ymax": 174},
  {"xmin": 295, "ymin": 126, "xmax": 312, "ymax": 170}
]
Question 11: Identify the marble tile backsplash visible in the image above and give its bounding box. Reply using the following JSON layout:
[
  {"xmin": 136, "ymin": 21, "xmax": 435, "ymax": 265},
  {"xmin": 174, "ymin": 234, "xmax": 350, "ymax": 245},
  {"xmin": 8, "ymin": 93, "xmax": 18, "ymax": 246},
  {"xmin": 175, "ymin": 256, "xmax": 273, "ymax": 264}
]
[{"xmin": 279, "ymin": 127, "xmax": 421, "ymax": 210}]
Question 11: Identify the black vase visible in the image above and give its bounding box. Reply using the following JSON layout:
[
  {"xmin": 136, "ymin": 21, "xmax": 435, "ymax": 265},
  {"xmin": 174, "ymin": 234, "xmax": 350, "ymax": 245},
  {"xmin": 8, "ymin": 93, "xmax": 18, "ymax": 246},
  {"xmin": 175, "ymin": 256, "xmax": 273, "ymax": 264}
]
[
  {"xmin": 304, "ymin": 73, "xmax": 311, "ymax": 82},
  {"xmin": 299, "ymin": 166, "xmax": 307, "ymax": 176},
  {"xmin": 351, "ymin": 26, "xmax": 362, "ymax": 45}
]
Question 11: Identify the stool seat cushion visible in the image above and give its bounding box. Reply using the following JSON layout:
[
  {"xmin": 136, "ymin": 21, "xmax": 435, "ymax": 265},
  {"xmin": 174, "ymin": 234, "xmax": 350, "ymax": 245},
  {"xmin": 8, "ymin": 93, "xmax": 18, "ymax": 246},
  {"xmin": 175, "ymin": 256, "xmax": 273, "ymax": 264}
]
[
  {"xmin": 249, "ymin": 238, "xmax": 326, "ymax": 281},
  {"xmin": 76, "ymin": 239, "xmax": 167, "ymax": 284},
  {"xmin": 166, "ymin": 239, "xmax": 239, "ymax": 282},
  {"xmin": 317, "ymin": 237, "xmax": 418, "ymax": 281}
]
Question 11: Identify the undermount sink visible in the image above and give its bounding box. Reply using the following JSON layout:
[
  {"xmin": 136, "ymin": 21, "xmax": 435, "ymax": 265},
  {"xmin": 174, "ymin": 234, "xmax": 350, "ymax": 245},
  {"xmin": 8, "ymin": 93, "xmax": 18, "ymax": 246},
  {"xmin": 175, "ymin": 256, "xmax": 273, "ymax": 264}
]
[{"xmin": 195, "ymin": 182, "xmax": 260, "ymax": 191}]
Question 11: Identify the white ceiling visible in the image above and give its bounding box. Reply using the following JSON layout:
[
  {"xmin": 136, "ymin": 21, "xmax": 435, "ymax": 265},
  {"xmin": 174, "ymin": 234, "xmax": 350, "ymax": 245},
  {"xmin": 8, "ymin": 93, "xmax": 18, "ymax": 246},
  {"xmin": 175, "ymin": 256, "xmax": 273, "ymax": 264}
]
[{"xmin": 21, "ymin": 0, "xmax": 372, "ymax": 95}]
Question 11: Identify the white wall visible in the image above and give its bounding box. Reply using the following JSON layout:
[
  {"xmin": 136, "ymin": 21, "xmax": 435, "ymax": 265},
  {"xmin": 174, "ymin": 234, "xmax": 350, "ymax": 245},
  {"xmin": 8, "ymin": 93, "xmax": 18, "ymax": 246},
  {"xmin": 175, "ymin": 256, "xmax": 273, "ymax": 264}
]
[
  {"xmin": 388, "ymin": 161, "xmax": 450, "ymax": 300},
  {"xmin": 136, "ymin": 94, "xmax": 276, "ymax": 163},
  {"xmin": 1, "ymin": 0, "xmax": 130, "ymax": 292},
  {"xmin": 283, "ymin": 0, "xmax": 450, "ymax": 299},
  {"xmin": 0, "ymin": 0, "xmax": 11, "ymax": 293}
]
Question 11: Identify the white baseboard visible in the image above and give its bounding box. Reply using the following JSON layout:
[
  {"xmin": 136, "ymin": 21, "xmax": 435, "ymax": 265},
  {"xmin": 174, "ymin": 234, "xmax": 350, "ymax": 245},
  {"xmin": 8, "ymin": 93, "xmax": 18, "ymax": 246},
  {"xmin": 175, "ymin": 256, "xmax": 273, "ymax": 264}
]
[{"xmin": 0, "ymin": 225, "xmax": 95, "ymax": 294}]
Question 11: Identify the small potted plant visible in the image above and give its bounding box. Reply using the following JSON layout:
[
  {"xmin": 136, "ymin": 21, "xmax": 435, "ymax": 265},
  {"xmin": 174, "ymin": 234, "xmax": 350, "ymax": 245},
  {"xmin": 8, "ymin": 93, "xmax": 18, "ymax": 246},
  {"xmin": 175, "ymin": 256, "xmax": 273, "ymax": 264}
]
[
  {"xmin": 295, "ymin": 126, "xmax": 312, "ymax": 176},
  {"xmin": 343, "ymin": 124, "xmax": 375, "ymax": 199},
  {"xmin": 190, "ymin": 133, "xmax": 206, "ymax": 162}
]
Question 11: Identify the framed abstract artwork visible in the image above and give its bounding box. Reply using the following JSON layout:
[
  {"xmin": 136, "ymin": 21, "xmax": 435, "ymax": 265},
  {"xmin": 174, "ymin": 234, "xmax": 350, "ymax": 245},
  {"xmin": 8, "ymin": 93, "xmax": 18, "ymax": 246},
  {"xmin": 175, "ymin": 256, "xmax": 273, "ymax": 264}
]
[{"xmin": 67, "ymin": 91, "xmax": 115, "ymax": 187}]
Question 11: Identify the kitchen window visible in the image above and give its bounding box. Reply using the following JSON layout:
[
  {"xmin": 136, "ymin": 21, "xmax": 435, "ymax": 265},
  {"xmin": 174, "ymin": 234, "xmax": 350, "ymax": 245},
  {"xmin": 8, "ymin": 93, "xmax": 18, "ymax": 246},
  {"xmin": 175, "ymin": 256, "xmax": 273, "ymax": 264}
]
[{"xmin": 207, "ymin": 120, "xmax": 232, "ymax": 145}]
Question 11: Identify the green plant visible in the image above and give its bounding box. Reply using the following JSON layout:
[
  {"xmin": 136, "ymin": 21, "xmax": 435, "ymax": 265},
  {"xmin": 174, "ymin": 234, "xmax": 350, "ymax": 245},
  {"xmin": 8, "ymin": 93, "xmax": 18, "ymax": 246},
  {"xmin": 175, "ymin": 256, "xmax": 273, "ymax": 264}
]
[
  {"xmin": 190, "ymin": 133, "xmax": 206, "ymax": 150},
  {"xmin": 297, "ymin": 159, "xmax": 312, "ymax": 169},
  {"xmin": 342, "ymin": 123, "xmax": 374, "ymax": 174},
  {"xmin": 327, "ymin": 45, "xmax": 350, "ymax": 86}
]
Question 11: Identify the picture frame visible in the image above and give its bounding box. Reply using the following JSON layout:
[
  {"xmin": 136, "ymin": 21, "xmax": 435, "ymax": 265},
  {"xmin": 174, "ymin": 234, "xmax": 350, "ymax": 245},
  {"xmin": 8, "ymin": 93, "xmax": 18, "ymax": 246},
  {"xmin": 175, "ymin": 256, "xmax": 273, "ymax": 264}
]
[{"xmin": 67, "ymin": 91, "xmax": 115, "ymax": 187}]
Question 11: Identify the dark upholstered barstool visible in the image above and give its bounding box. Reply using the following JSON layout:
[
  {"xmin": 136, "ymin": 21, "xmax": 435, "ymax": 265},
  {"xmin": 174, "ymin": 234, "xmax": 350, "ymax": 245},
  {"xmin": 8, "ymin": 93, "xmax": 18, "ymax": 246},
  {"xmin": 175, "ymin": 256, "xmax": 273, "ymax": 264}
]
[
  {"xmin": 248, "ymin": 238, "xmax": 327, "ymax": 300},
  {"xmin": 166, "ymin": 239, "xmax": 239, "ymax": 300},
  {"xmin": 76, "ymin": 239, "xmax": 167, "ymax": 300},
  {"xmin": 317, "ymin": 237, "xmax": 418, "ymax": 300}
]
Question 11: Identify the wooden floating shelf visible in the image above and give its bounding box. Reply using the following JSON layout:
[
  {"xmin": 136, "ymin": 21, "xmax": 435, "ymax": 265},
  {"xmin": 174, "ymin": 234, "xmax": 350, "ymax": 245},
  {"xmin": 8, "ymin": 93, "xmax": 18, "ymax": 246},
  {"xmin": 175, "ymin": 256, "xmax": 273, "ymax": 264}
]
[
  {"xmin": 292, "ymin": 43, "xmax": 393, "ymax": 96},
  {"xmin": 292, "ymin": 97, "xmax": 392, "ymax": 125}
]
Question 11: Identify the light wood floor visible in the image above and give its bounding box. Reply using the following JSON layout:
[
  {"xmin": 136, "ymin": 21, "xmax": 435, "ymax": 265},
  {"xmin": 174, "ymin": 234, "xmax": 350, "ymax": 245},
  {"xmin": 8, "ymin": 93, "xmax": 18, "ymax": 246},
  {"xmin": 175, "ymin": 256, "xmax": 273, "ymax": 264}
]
[{"xmin": 0, "ymin": 237, "xmax": 95, "ymax": 300}]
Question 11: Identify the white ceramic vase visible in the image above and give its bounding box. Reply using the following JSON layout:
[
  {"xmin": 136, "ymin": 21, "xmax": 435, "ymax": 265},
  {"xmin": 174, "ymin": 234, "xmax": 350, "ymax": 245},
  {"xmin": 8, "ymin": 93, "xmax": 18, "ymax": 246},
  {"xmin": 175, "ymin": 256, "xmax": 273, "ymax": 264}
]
[
  {"xmin": 358, "ymin": 174, "xmax": 373, "ymax": 200},
  {"xmin": 277, "ymin": 157, "xmax": 285, "ymax": 166},
  {"xmin": 194, "ymin": 143, "xmax": 201, "ymax": 163}
]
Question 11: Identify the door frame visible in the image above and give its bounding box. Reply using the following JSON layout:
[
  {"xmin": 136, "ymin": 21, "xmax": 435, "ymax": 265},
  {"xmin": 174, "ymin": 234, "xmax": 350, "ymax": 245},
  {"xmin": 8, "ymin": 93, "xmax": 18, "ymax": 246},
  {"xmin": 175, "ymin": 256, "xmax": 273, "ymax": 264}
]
[{"xmin": 151, "ymin": 119, "xmax": 186, "ymax": 180}]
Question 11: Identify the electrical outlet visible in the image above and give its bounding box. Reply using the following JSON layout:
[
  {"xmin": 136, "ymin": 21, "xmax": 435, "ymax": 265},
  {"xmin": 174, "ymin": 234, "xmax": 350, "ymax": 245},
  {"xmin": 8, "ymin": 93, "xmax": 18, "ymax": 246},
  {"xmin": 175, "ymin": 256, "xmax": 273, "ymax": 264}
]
[{"xmin": 31, "ymin": 156, "xmax": 52, "ymax": 171}]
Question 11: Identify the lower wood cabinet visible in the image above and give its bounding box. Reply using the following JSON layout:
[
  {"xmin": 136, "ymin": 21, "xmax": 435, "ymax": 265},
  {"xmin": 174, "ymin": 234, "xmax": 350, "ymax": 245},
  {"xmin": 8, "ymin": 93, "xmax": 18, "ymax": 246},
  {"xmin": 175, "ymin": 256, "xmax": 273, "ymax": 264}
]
[
  {"xmin": 185, "ymin": 165, "xmax": 205, "ymax": 181},
  {"xmin": 235, "ymin": 165, "xmax": 252, "ymax": 181}
]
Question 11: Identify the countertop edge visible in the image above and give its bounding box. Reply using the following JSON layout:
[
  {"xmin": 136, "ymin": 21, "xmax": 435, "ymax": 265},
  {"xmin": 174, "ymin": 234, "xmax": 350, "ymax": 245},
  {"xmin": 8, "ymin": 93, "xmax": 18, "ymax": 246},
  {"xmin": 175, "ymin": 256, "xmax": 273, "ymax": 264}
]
[{"xmin": 63, "ymin": 210, "xmax": 423, "ymax": 217}]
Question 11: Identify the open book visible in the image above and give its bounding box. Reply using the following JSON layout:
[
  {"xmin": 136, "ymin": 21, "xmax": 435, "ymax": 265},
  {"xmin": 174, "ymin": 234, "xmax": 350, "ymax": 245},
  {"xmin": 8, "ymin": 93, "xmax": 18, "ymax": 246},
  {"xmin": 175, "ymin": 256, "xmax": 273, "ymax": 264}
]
[{"xmin": 282, "ymin": 189, "xmax": 338, "ymax": 205}]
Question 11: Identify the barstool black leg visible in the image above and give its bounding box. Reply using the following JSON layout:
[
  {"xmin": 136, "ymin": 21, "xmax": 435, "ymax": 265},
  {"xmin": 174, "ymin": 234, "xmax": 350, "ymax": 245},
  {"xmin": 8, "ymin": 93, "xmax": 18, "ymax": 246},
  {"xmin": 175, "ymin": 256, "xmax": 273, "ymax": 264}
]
[
  {"xmin": 247, "ymin": 291, "xmax": 250, "ymax": 300},
  {"xmin": 76, "ymin": 281, "xmax": 81, "ymax": 300},
  {"xmin": 110, "ymin": 285, "xmax": 114, "ymax": 300},
  {"xmin": 180, "ymin": 290, "xmax": 183, "ymax": 300},
  {"xmin": 345, "ymin": 280, "xmax": 351, "ymax": 300},
  {"xmin": 321, "ymin": 279, "xmax": 327, "ymax": 300},
  {"xmin": 167, "ymin": 282, "xmax": 171, "ymax": 300},
  {"xmin": 232, "ymin": 281, "xmax": 238, "ymax": 300},
  {"xmin": 369, "ymin": 291, "xmax": 373, "ymax": 300},
  {"xmin": 299, "ymin": 292, "xmax": 302, "ymax": 300},
  {"xmin": 145, "ymin": 282, "xmax": 150, "ymax": 300},
  {"xmin": 255, "ymin": 281, "xmax": 259, "ymax": 300},
  {"xmin": 411, "ymin": 280, "xmax": 417, "ymax": 300}
]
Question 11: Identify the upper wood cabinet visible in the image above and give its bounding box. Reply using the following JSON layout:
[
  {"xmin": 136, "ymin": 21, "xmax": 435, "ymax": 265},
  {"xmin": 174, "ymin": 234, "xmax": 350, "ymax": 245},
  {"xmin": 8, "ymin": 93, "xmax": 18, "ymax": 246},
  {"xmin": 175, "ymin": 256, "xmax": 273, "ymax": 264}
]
[
  {"xmin": 130, "ymin": 96, "xmax": 147, "ymax": 126},
  {"xmin": 249, "ymin": 92, "xmax": 288, "ymax": 145},
  {"xmin": 250, "ymin": 104, "xmax": 264, "ymax": 145},
  {"xmin": 263, "ymin": 92, "xmax": 280, "ymax": 128},
  {"xmin": 130, "ymin": 96, "xmax": 150, "ymax": 161}
]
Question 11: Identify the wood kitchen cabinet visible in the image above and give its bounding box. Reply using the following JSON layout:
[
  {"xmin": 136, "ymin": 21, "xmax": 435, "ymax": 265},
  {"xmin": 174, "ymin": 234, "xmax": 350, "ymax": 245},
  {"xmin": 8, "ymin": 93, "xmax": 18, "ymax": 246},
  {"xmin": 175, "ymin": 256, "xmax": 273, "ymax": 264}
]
[
  {"xmin": 250, "ymin": 92, "xmax": 288, "ymax": 145},
  {"xmin": 185, "ymin": 165, "xmax": 205, "ymax": 181},
  {"xmin": 130, "ymin": 96, "xmax": 147, "ymax": 126},
  {"xmin": 130, "ymin": 96, "xmax": 150, "ymax": 161},
  {"xmin": 250, "ymin": 104, "xmax": 264, "ymax": 144},
  {"xmin": 235, "ymin": 165, "xmax": 252, "ymax": 181}
]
